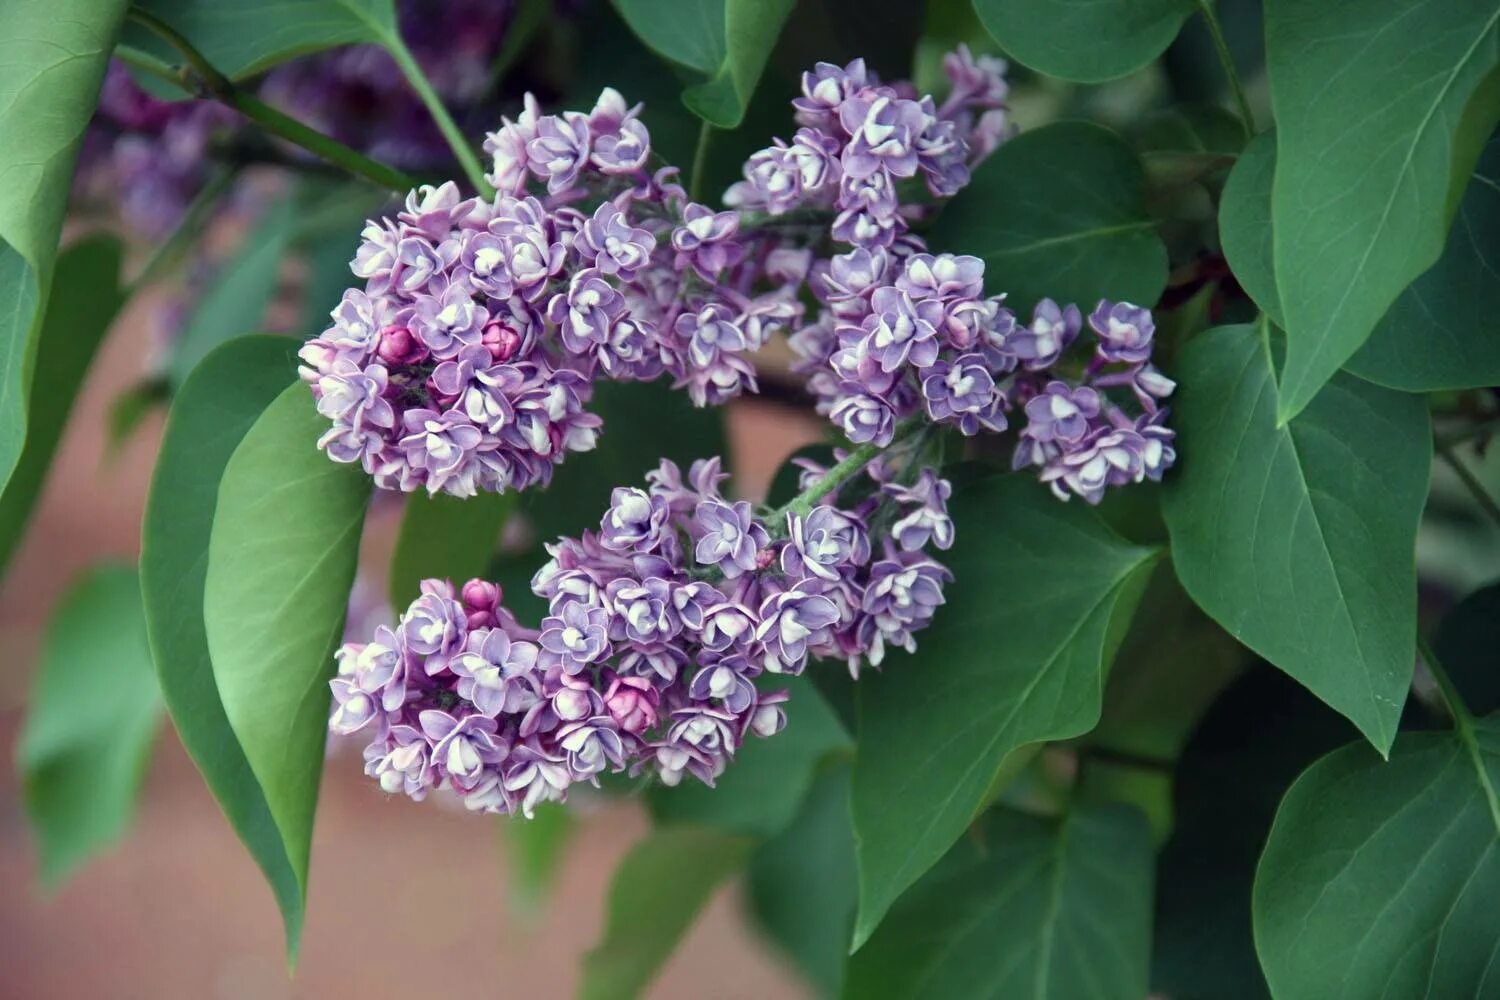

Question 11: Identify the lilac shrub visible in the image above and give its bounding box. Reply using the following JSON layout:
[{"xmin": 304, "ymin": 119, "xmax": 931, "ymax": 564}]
[{"xmin": 332, "ymin": 448, "xmax": 954, "ymax": 814}]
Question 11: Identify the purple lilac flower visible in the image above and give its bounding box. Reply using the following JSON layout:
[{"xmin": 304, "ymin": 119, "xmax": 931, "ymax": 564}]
[
  {"xmin": 1089, "ymin": 300, "xmax": 1156, "ymax": 364},
  {"xmin": 885, "ymin": 469, "xmax": 955, "ymax": 552},
  {"xmin": 734, "ymin": 52, "xmax": 1172, "ymax": 504},
  {"xmin": 304, "ymin": 87, "xmax": 777, "ymax": 497},
  {"xmin": 694, "ymin": 500, "xmax": 771, "ymax": 578},
  {"xmin": 331, "ymin": 447, "xmax": 960, "ymax": 815}
]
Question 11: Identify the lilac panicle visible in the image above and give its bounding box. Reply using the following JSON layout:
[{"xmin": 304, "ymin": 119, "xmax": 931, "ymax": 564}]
[
  {"xmin": 722, "ymin": 51, "xmax": 1175, "ymax": 503},
  {"xmin": 302, "ymin": 85, "xmax": 796, "ymax": 496},
  {"xmin": 332, "ymin": 445, "xmax": 958, "ymax": 815}
]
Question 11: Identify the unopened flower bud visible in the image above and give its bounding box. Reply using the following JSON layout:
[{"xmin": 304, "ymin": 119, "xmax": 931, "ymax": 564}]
[
  {"xmin": 376, "ymin": 325, "xmax": 425, "ymax": 365},
  {"xmin": 482, "ymin": 319, "xmax": 524, "ymax": 362}
]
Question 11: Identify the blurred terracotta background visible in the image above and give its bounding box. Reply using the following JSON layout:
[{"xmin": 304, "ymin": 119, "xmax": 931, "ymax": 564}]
[{"xmin": 0, "ymin": 284, "xmax": 822, "ymax": 998}]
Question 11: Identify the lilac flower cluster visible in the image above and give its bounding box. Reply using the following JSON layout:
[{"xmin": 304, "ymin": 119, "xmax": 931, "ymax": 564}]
[
  {"xmin": 726, "ymin": 51, "xmax": 1176, "ymax": 504},
  {"xmin": 331, "ymin": 453, "xmax": 955, "ymax": 814},
  {"xmin": 790, "ymin": 251, "xmax": 1176, "ymax": 503},
  {"xmin": 725, "ymin": 46, "xmax": 1012, "ymax": 249},
  {"xmin": 300, "ymin": 88, "xmax": 800, "ymax": 495}
]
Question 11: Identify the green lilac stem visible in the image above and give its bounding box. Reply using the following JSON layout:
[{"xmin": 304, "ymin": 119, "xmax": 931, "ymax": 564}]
[
  {"xmin": 385, "ymin": 35, "xmax": 495, "ymax": 199},
  {"xmin": 1417, "ymin": 633, "xmax": 1500, "ymax": 831},
  {"xmin": 118, "ymin": 17, "xmax": 418, "ymax": 192},
  {"xmin": 1196, "ymin": 0, "xmax": 1255, "ymax": 139},
  {"xmin": 1436, "ymin": 443, "xmax": 1500, "ymax": 529},
  {"xmin": 772, "ymin": 415, "xmax": 927, "ymax": 528},
  {"xmin": 689, "ymin": 120, "xmax": 715, "ymax": 204},
  {"xmin": 1435, "ymin": 414, "xmax": 1500, "ymax": 450}
]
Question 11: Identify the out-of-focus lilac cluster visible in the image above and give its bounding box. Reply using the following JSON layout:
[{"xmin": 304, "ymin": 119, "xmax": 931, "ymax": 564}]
[
  {"xmin": 330, "ymin": 452, "xmax": 955, "ymax": 814},
  {"xmin": 75, "ymin": 62, "xmax": 238, "ymax": 238},
  {"xmin": 75, "ymin": 0, "xmax": 526, "ymax": 237},
  {"xmin": 730, "ymin": 50, "xmax": 1175, "ymax": 504},
  {"xmin": 725, "ymin": 46, "xmax": 1012, "ymax": 249},
  {"xmin": 259, "ymin": 0, "xmax": 518, "ymax": 170},
  {"xmin": 300, "ymin": 88, "xmax": 800, "ymax": 495}
]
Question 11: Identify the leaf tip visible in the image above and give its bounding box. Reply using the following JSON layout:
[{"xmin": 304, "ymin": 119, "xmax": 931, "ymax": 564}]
[{"xmin": 848, "ymin": 907, "xmax": 880, "ymax": 954}]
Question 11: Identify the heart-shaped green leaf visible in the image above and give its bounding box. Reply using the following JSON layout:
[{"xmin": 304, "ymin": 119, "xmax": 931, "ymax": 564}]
[
  {"xmin": 611, "ymin": 0, "xmax": 795, "ymax": 128},
  {"xmin": 1220, "ymin": 128, "xmax": 1500, "ymax": 391},
  {"xmin": 0, "ymin": 0, "xmax": 130, "ymax": 500},
  {"xmin": 168, "ymin": 197, "xmax": 299, "ymax": 387},
  {"xmin": 1265, "ymin": 0, "xmax": 1500, "ymax": 420},
  {"xmin": 20, "ymin": 564, "xmax": 162, "ymax": 889},
  {"xmin": 389, "ymin": 490, "xmax": 516, "ymax": 609},
  {"xmin": 141, "ymin": 335, "xmax": 307, "ymax": 954},
  {"xmin": 581, "ymin": 826, "xmax": 755, "ymax": 1000},
  {"xmin": 0, "ymin": 238, "xmax": 126, "ymax": 574},
  {"xmin": 125, "ymin": 0, "xmax": 395, "ymax": 79},
  {"xmin": 851, "ymin": 474, "xmax": 1160, "ymax": 947},
  {"xmin": 930, "ymin": 121, "xmax": 1168, "ymax": 316},
  {"xmin": 1161, "ymin": 323, "xmax": 1431, "ymax": 752},
  {"xmin": 203, "ymin": 382, "xmax": 371, "ymax": 949},
  {"xmin": 846, "ymin": 803, "xmax": 1155, "ymax": 999},
  {"xmin": 1254, "ymin": 717, "xmax": 1500, "ymax": 997},
  {"xmin": 974, "ymin": 0, "xmax": 1196, "ymax": 83},
  {"xmin": 747, "ymin": 758, "xmax": 858, "ymax": 999}
]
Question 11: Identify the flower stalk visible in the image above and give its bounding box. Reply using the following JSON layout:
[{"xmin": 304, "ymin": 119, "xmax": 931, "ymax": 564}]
[{"xmin": 117, "ymin": 15, "xmax": 419, "ymax": 192}]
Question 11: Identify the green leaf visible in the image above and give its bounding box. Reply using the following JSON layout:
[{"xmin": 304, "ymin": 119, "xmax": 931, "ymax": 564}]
[
  {"xmin": 500, "ymin": 800, "xmax": 575, "ymax": 918},
  {"xmin": 1091, "ymin": 566, "xmax": 1246, "ymax": 762},
  {"xmin": 1152, "ymin": 665, "xmax": 1351, "ymax": 1000},
  {"xmin": 388, "ymin": 490, "xmax": 515, "ymax": 609},
  {"xmin": 19, "ymin": 564, "xmax": 162, "ymax": 889},
  {"xmin": 1348, "ymin": 129, "xmax": 1500, "ymax": 391},
  {"xmin": 610, "ymin": 0, "xmax": 795, "ymax": 128},
  {"xmin": 106, "ymin": 378, "xmax": 169, "ymax": 455},
  {"xmin": 203, "ymin": 382, "xmax": 372, "ymax": 948},
  {"xmin": 648, "ymin": 675, "xmax": 850, "ymax": 838},
  {"xmin": 1160, "ymin": 323, "xmax": 1431, "ymax": 752},
  {"xmin": 0, "ymin": 0, "xmax": 130, "ymax": 499},
  {"xmin": 1431, "ymin": 581, "xmax": 1500, "ymax": 718},
  {"xmin": 930, "ymin": 121, "xmax": 1168, "ymax": 317},
  {"xmin": 747, "ymin": 759, "xmax": 858, "ymax": 999},
  {"xmin": 126, "ymin": 0, "xmax": 393, "ymax": 79},
  {"xmin": 1218, "ymin": 129, "xmax": 1283, "ymax": 324},
  {"xmin": 845, "ymin": 803, "xmax": 1155, "ymax": 999},
  {"xmin": 973, "ymin": 0, "xmax": 1195, "ymax": 83},
  {"xmin": 0, "ymin": 238, "xmax": 126, "ymax": 574},
  {"xmin": 141, "ymin": 335, "xmax": 306, "ymax": 953},
  {"xmin": 580, "ymin": 827, "xmax": 755, "ymax": 1000},
  {"xmin": 1253, "ymin": 718, "xmax": 1500, "ymax": 998},
  {"xmin": 1265, "ymin": 0, "xmax": 1500, "ymax": 421},
  {"xmin": 525, "ymin": 379, "xmax": 726, "ymax": 540},
  {"xmin": 168, "ymin": 197, "xmax": 299, "ymax": 387},
  {"xmin": 851, "ymin": 474, "xmax": 1160, "ymax": 947},
  {"xmin": 1220, "ymin": 128, "xmax": 1500, "ymax": 391}
]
